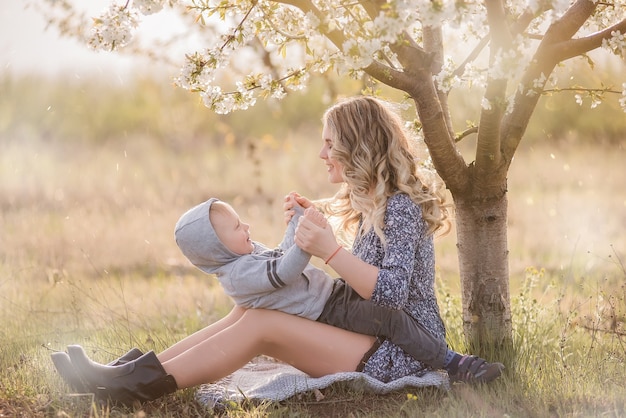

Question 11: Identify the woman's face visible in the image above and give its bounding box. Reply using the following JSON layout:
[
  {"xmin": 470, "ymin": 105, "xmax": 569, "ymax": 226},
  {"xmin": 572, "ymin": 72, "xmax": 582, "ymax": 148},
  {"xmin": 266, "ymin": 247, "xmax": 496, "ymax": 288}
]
[{"xmin": 320, "ymin": 122, "xmax": 344, "ymax": 184}]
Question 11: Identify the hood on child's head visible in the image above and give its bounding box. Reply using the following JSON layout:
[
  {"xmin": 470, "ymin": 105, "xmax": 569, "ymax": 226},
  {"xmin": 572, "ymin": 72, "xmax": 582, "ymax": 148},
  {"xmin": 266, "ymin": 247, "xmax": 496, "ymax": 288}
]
[{"xmin": 174, "ymin": 198, "xmax": 239, "ymax": 273}]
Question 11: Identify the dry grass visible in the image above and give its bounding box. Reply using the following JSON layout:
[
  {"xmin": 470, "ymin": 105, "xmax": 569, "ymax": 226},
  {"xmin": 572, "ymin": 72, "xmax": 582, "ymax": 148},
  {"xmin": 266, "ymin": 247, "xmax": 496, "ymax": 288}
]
[{"xmin": 1, "ymin": 131, "xmax": 625, "ymax": 417}]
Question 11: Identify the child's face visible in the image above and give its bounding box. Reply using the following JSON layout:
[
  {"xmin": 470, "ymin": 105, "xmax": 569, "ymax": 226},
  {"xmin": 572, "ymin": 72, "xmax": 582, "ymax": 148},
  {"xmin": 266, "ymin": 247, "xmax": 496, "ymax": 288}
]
[{"xmin": 210, "ymin": 203, "xmax": 254, "ymax": 255}]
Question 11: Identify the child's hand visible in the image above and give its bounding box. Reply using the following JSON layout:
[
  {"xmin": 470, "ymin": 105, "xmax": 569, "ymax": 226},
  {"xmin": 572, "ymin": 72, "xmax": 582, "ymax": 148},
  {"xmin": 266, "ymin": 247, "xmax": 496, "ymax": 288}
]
[
  {"xmin": 294, "ymin": 194, "xmax": 313, "ymax": 209},
  {"xmin": 283, "ymin": 192, "xmax": 312, "ymax": 225}
]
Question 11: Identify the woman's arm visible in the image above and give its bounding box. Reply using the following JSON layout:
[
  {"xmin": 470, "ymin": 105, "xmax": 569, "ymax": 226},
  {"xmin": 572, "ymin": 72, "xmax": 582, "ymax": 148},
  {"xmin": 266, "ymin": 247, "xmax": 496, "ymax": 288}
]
[
  {"xmin": 367, "ymin": 197, "xmax": 422, "ymax": 309},
  {"xmin": 323, "ymin": 246, "xmax": 378, "ymax": 299},
  {"xmin": 295, "ymin": 208, "xmax": 379, "ymax": 299},
  {"xmin": 296, "ymin": 195, "xmax": 422, "ymax": 306}
]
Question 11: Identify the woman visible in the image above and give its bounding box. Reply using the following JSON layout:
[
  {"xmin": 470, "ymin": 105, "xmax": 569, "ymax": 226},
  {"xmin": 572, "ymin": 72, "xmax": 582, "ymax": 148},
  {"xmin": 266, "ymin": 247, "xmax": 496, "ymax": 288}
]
[{"xmin": 52, "ymin": 96, "xmax": 503, "ymax": 406}]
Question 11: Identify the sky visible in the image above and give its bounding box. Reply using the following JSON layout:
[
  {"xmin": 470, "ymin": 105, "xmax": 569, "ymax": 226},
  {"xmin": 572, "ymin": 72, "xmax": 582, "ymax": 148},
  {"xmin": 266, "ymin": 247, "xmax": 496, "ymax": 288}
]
[{"xmin": 0, "ymin": 1, "xmax": 181, "ymax": 79}]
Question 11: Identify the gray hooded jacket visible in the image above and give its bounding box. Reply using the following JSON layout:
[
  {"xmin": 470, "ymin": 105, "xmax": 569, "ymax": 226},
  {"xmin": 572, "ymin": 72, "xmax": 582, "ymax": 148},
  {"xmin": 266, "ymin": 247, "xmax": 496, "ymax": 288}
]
[{"xmin": 174, "ymin": 198, "xmax": 335, "ymax": 320}]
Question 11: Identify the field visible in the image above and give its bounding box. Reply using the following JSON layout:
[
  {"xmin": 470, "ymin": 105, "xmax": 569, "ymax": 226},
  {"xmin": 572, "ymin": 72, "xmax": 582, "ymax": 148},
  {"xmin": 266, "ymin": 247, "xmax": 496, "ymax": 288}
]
[{"xmin": 1, "ymin": 77, "xmax": 625, "ymax": 417}]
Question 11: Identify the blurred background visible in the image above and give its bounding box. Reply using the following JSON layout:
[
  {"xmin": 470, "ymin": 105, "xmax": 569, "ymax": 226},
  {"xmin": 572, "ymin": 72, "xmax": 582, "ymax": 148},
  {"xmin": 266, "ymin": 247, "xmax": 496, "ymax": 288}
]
[
  {"xmin": 1, "ymin": 4, "xmax": 625, "ymax": 416},
  {"xmin": 1, "ymin": 0, "xmax": 625, "ymax": 352}
]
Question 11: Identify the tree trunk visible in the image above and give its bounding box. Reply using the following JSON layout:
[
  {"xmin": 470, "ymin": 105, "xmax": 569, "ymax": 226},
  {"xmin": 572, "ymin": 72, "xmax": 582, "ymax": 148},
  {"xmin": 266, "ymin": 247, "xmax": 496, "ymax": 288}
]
[{"xmin": 454, "ymin": 192, "xmax": 512, "ymax": 348}]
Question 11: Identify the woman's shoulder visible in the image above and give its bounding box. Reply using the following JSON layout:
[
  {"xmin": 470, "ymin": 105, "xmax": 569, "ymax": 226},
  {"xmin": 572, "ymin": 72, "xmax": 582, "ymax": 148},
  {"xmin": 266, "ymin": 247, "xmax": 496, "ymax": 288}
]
[
  {"xmin": 387, "ymin": 193, "xmax": 421, "ymax": 214},
  {"xmin": 385, "ymin": 193, "xmax": 424, "ymax": 232}
]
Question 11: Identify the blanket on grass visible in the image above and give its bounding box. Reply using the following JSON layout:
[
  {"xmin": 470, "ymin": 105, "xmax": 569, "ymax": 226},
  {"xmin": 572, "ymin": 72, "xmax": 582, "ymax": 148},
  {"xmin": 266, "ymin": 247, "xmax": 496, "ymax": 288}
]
[{"xmin": 195, "ymin": 357, "xmax": 449, "ymax": 410}]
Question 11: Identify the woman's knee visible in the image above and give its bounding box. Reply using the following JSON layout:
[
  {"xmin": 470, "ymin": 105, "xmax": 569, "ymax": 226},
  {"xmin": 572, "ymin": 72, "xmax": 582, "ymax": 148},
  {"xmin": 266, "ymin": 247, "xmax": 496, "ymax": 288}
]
[
  {"xmin": 239, "ymin": 308, "xmax": 280, "ymax": 325},
  {"xmin": 239, "ymin": 309, "xmax": 309, "ymax": 342},
  {"xmin": 230, "ymin": 305, "xmax": 247, "ymax": 317},
  {"xmin": 237, "ymin": 309, "xmax": 286, "ymax": 347}
]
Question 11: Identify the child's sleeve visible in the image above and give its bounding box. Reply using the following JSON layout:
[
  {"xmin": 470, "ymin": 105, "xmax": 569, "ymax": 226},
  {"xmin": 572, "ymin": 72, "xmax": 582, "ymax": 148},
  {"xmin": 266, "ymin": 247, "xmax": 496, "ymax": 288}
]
[
  {"xmin": 226, "ymin": 243, "xmax": 312, "ymax": 298},
  {"xmin": 278, "ymin": 203, "xmax": 304, "ymax": 250}
]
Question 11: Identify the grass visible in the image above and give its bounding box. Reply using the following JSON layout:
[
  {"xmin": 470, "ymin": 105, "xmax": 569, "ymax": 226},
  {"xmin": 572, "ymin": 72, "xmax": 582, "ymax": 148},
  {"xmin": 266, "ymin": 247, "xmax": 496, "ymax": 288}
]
[{"xmin": 1, "ymin": 80, "xmax": 626, "ymax": 416}]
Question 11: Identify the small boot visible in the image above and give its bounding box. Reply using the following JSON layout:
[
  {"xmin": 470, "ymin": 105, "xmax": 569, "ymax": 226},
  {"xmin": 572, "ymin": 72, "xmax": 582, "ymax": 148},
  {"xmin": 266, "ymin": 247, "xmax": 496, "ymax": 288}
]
[
  {"xmin": 109, "ymin": 347, "xmax": 144, "ymax": 366},
  {"xmin": 51, "ymin": 347, "xmax": 144, "ymax": 393},
  {"xmin": 67, "ymin": 344, "xmax": 177, "ymax": 406},
  {"xmin": 51, "ymin": 351, "xmax": 87, "ymax": 393}
]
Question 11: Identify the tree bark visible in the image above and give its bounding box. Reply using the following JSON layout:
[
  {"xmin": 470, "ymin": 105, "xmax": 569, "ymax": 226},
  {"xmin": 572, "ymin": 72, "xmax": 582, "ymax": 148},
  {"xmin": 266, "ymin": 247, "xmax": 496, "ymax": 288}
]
[{"xmin": 454, "ymin": 191, "xmax": 512, "ymax": 347}]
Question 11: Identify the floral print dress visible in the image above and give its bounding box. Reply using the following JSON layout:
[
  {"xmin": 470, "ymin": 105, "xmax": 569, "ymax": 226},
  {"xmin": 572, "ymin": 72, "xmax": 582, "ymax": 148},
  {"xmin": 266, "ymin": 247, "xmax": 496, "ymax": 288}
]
[{"xmin": 353, "ymin": 193, "xmax": 446, "ymax": 382}]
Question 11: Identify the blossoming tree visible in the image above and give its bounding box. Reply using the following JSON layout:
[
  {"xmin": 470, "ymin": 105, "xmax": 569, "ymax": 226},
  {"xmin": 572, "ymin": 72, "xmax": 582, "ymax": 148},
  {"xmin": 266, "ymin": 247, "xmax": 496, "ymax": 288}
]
[{"xmin": 37, "ymin": 0, "xmax": 626, "ymax": 347}]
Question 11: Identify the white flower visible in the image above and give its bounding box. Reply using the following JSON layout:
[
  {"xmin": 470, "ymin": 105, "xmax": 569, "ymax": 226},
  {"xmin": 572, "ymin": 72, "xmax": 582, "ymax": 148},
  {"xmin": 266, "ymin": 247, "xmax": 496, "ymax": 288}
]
[
  {"xmin": 433, "ymin": 58, "xmax": 454, "ymax": 94},
  {"xmin": 132, "ymin": 0, "xmax": 165, "ymax": 15},
  {"xmin": 532, "ymin": 73, "xmax": 547, "ymax": 89},
  {"xmin": 271, "ymin": 84, "xmax": 286, "ymax": 99},
  {"xmin": 341, "ymin": 39, "xmax": 374, "ymax": 70},
  {"xmin": 590, "ymin": 97, "xmax": 601, "ymax": 109},
  {"xmin": 575, "ymin": 94, "xmax": 583, "ymax": 106},
  {"xmin": 88, "ymin": 5, "xmax": 139, "ymax": 51},
  {"xmin": 602, "ymin": 31, "xmax": 625, "ymax": 56}
]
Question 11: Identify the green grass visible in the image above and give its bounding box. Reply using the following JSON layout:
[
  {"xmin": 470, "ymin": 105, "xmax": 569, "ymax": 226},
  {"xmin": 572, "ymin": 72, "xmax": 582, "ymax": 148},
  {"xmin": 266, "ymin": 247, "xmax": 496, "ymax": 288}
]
[{"xmin": 1, "ymin": 75, "xmax": 626, "ymax": 416}]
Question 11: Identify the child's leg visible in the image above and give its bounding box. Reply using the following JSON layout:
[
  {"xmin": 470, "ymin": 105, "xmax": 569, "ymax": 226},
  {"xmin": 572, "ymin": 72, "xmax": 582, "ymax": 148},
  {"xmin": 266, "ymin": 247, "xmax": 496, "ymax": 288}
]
[{"xmin": 317, "ymin": 281, "xmax": 447, "ymax": 369}]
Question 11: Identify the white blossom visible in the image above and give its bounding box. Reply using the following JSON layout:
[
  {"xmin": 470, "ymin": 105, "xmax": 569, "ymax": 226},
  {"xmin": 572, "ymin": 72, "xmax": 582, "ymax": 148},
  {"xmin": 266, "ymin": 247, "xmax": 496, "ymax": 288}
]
[
  {"xmin": 433, "ymin": 58, "xmax": 460, "ymax": 94},
  {"xmin": 341, "ymin": 39, "xmax": 374, "ymax": 70},
  {"xmin": 57, "ymin": 0, "xmax": 624, "ymax": 114},
  {"xmin": 602, "ymin": 31, "xmax": 626, "ymax": 57},
  {"xmin": 88, "ymin": 4, "xmax": 138, "ymax": 51},
  {"xmin": 234, "ymin": 81, "xmax": 257, "ymax": 110},
  {"xmin": 175, "ymin": 47, "xmax": 232, "ymax": 91},
  {"xmin": 575, "ymin": 94, "xmax": 583, "ymax": 106},
  {"xmin": 132, "ymin": 0, "xmax": 165, "ymax": 15},
  {"xmin": 532, "ymin": 73, "xmax": 547, "ymax": 90},
  {"xmin": 590, "ymin": 97, "xmax": 602, "ymax": 109},
  {"xmin": 200, "ymin": 86, "xmax": 224, "ymax": 113},
  {"xmin": 271, "ymin": 84, "xmax": 287, "ymax": 99},
  {"xmin": 489, "ymin": 35, "xmax": 532, "ymax": 81},
  {"xmin": 370, "ymin": 12, "xmax": 404, "ymax": 43}
]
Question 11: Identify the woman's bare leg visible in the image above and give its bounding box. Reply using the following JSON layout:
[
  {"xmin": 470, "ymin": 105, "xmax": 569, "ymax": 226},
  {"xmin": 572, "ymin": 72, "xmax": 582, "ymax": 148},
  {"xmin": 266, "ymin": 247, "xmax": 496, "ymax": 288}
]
[
  {"xmin": 157, "ymin": 305, "xmax": 246, "ymax": 363},
  {"xmin": 162, "ymin": 309, "xmax": 377, "ymax": 389}
]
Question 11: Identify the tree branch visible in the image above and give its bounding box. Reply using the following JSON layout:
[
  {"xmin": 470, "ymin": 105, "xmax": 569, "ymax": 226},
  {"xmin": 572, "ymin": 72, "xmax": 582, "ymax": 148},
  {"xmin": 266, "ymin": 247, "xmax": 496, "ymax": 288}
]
[
  {"xmin": 542, "ymin": 0, "xmax": 596, "ymax": 45},
  {"xmin": 548, "ymin": 19, "xmax": 626, "ymax": 62},
  {"xmin": 474, "ymin": 0, "xmax": 510, "ymax": 175},
  {"xmin": 501, "ymin": 0, "xmax": 597, "ymax": 164},
  {"xmin": 276, "ymin": 0, "xmax": 468, "ymax": 192},
  {"xmin": 275, "ymin": 0, "xmax": 417, "ymax": 91},
  {"xmin": 453, "ymin": 7, "xmax": 538, "ymax": 78},
  {"xmin": 456, "ymin": 127, "xmax": 479, "ymax": 143},
  {"xmin": 362, "ymin": 61, "xmax": 416, "ymax": 92},
  {"xmin": 485, "ymin": 0, "xmax": 512, "ymax": 49},
  {"xmin": 424, "ymin": 25, "xmax": 455, "ymax": 141}
]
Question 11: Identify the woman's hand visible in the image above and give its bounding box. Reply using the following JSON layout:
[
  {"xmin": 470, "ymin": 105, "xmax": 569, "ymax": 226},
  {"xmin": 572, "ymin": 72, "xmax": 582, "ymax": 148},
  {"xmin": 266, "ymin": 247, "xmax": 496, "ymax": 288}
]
[
  {"xmin": 297, "ymin": 208, "xmax": 378, "ymax": 300},
  {"xmin": 295, "ymin": 207, "xmax": 339, "ymax": 260},
  {"xmin": 283, "ymin": 192, "xmax": 313, "ymax": 225}
]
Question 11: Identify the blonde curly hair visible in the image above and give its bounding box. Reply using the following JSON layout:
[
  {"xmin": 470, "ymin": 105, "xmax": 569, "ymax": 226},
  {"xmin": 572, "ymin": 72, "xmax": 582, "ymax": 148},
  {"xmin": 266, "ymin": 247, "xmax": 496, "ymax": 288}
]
[{"xmin": 317, "ymin": 96, "xmax": 451, "ymax": 245}]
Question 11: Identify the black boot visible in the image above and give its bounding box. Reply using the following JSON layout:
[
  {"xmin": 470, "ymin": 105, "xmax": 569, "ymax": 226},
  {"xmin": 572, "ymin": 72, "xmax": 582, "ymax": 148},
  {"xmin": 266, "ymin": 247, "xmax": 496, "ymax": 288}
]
[
  {"xmin": 51, "ymin": 347, "xmax": 144, "ymax": 393},
  {"xmin": 109, "ymin": 347, "xmax": 144, "ymax": 366},
  {"xmin": 67, "ymin": 344, "xmax": 178, "ymax": 406}
]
